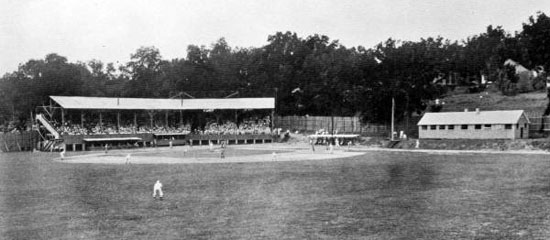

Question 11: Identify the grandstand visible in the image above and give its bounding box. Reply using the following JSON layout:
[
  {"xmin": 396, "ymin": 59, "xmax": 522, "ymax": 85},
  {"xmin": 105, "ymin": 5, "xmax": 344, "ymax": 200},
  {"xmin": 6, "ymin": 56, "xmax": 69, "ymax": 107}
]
[{"xmin": 34, "ymin": 96, "xmax": 275, "ymax": 151}]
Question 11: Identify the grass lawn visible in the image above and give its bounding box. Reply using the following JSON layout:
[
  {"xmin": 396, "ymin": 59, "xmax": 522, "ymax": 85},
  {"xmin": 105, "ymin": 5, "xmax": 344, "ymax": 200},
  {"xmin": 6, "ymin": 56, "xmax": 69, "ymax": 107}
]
[
  {"xmin": 2, "ymin": 149, "xmax": 550, "ymax": 239},
  {"xmin": 441, "ymin": 91, "xmax": 547, "ymax": 115}
]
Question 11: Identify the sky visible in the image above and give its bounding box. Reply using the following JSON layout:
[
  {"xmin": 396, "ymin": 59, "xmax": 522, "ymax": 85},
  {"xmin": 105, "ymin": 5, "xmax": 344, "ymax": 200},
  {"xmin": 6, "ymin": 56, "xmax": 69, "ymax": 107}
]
[{"xmin": 1, "ymin": 0, "xmax": 549, "ymax": 74}]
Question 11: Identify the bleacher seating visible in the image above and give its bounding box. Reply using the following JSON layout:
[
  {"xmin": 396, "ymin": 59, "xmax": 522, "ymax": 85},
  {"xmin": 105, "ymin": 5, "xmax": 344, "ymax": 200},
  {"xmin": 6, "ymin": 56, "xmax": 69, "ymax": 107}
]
[{"xmin": 55, "ymin": 117, "xmax": 272, "ymax": 136}]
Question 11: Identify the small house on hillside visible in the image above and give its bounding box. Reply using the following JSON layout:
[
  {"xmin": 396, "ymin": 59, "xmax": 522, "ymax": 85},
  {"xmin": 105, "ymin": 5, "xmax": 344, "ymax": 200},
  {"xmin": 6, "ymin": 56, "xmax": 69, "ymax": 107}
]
[
  {"xmin": 417, "ymin": 109, "xmax": 529, "ymax": 139},
  {"xmin": 503, "ymin": 59, "xmax": 543, "ymax": 92}
]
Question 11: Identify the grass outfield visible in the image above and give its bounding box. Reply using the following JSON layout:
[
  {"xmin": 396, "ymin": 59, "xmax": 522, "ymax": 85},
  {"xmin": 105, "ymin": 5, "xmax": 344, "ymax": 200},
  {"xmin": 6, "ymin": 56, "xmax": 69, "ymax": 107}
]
[{"xmin": 2, "ymin": 148, "xmax": 550, "ymax": 239}]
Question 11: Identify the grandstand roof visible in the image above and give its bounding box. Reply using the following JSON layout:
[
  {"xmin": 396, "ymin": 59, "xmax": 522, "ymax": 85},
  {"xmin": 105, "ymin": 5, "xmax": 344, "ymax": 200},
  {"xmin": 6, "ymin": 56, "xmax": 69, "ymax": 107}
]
[{"xmin": 50, "ymin": 96, "xmax": 274, "ymax": 110}]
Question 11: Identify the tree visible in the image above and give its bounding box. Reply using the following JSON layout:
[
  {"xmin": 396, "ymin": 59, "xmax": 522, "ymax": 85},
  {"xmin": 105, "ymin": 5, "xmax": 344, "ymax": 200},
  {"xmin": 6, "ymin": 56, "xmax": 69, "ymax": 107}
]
[
  {"xmin": 124, "ymin": 46, "xmax": 163, "ymax": 97},
  {"xmin": 521, "ymin": 12, "xmax": 550, "ymax": 70}
]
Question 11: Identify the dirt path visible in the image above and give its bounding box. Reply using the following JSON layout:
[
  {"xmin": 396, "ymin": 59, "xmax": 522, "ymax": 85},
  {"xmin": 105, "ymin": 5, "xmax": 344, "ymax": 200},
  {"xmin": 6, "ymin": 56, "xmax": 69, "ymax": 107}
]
[
  {"xmin": 57, "ymin": 143, "xmax": 366, "ymax": 164},
  {"xmin": 55, "ymin": 142, "xmax": 550, "ymax": 165}
]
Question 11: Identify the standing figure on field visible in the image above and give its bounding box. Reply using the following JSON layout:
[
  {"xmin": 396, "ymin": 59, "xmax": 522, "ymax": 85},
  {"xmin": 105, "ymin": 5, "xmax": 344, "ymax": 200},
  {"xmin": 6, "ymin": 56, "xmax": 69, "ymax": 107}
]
[
  {"xmin": 125, "ymin": 154, "xmax": 131, "ymax": 164},
  {"xmin": 60, "ymin": 148, "xmax": 66, "ymax": 160},
  {"xmin": 220, "ymin": 147, "xmax": 225, "ymax": 159},
  {"xmin": 153, "ymin": 180, "xmax": 163, "ymax": 200}
]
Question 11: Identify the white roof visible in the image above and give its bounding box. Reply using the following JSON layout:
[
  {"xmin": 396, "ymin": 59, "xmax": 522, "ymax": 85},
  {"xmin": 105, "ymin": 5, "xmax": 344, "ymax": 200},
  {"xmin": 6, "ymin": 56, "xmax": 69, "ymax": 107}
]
[
  {"xmin": 83, "ymin": 137, "xmax": 142, "ymax": 141},
  {"xmin": 308, "ymin": 134, "xmax": 359, "ymax": 138},
  {"xmin": 417, "ymin": 110, "xmax": 529, "ymax": 125},
  {"xmin": 50, "ymin": 96, "xmax": 274, "ymax": 110}
]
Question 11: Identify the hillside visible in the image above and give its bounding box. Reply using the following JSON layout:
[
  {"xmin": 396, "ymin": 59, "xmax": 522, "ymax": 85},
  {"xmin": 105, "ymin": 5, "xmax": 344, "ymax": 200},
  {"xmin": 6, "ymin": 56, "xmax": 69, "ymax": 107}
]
[{"xmin": 439, "ymin": 89, "xmax": 548, "ymax": 117}]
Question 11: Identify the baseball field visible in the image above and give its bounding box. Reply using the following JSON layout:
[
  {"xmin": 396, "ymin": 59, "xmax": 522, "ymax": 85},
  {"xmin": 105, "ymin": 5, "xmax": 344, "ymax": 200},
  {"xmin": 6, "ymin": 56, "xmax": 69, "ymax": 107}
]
[{"xmin": 2, "ymin": 144, "xmax": 550, "ymax": 239}]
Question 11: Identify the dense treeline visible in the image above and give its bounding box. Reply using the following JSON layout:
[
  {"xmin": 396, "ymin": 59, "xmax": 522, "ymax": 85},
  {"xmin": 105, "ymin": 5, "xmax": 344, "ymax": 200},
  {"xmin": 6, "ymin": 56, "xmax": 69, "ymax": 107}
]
[{"xmin": 1, "ymin": 12, "xmax": 550, "ymax": 129}]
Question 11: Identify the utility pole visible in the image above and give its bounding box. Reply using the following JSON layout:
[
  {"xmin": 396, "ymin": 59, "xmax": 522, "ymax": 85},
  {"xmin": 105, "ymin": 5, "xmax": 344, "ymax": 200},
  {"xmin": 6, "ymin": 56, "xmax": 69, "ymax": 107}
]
[
  {"xmin": 272, "ymin": 88, "xmax": 278, "ymax": 131},
  {"xmin": 391, "ymin": 97, "xmax": 395, "ymax": 141}
]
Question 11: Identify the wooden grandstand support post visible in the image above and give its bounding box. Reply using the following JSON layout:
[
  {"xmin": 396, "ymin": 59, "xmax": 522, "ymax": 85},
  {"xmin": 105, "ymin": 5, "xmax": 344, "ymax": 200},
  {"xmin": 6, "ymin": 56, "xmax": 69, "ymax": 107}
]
[
  {"xmin": 117, "ymin": 111, "xmax": 121, "ymax": 131},
  {"xmin": 271, "ymin": 110, "xmax": 275, "ymax": 131},
  {"xmin": 99, "ymin": 112, "xmax": 103, "ymax": 131},
  {"xmin": 80, "ymin": 111, "xmax": 84, "ymax": 127},
  {"xmin": 133, "ymin": 113, "xmax": 137, "ymax": 128},
  {"xmin": 179, "ymin": 110, "xmax": 183, "ymax": 127},
  {"xmin": 61, "ymin": 109, "xmax": 65, "ymax": 126},
  {"xmin": 148, "ymin": 111, "xmax": 155, "ymax": 129},
  {"xmin": 165, "ymin": 111, "xmax": 168, "ymax": 127}
]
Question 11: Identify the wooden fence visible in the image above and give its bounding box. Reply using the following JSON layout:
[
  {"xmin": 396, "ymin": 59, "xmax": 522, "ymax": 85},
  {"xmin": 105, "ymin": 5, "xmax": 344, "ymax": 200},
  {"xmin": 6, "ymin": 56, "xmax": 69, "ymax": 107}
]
[
  {"xmin": 0, "ymin": 131, "xmax": 39, "ymax": 152},
  {"xmin": 274, "ymin": 116, "xmax": 362, "ymax": 133},
  {"xmin": 528, "ymin": 116, "xmax": 550, "ymax": 131},
  {"xmin": 274, "ymin": 115, "xmax": 420, "ymax": 138}
]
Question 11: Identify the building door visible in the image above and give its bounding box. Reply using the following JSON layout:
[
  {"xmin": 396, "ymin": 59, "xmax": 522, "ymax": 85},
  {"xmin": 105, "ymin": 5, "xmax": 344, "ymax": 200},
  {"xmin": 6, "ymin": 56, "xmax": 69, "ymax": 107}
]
[{"xmin": 520, "ymin": 128, "xmax": 524, "ymax": 138}]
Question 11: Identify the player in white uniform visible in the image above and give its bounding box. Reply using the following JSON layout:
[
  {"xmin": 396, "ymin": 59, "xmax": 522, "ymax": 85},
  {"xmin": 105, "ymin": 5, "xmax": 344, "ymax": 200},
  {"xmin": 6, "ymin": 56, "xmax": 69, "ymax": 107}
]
[
  {"xmin": 60, "ymin": 148, "xmax": 66, "ymax": 160},
  {"xmin": 153, "ymin": 180, "xmax": 163, "ymax": 200}
]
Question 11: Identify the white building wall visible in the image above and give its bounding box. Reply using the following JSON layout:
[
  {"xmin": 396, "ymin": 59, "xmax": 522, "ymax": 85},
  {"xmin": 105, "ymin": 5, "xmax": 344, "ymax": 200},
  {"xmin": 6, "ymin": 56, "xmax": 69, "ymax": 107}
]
[
  {"xmin": 514, "ymin": 116, "xmax": 529, "ymax": 139},
  {"xmin": 418, "ymin": 124, "xmax": 519, "ymax": 139}
]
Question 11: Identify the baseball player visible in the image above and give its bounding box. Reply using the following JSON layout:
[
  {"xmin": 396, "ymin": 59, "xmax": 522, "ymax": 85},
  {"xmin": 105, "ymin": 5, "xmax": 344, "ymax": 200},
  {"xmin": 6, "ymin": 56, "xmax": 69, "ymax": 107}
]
[{"xmin": 153, "ymin": 180, "xmax": 163, "ymax": 200}]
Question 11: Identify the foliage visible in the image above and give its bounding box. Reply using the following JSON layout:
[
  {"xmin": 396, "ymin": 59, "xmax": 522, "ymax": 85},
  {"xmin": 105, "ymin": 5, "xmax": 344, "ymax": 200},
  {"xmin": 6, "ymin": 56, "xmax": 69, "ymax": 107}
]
[{"xmin": 1, "ymin": 12, "xmax": 550, "ymax": 125}]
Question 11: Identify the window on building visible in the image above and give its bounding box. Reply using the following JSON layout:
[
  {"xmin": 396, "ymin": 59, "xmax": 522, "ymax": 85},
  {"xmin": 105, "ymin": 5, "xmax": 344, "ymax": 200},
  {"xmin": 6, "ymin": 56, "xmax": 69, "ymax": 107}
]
[
  {"xmin": 505, "ymin": 124, "xmax": 512, "ymax": 129},
  {"xmin": 439, "ymin": 125, "xmax": 445, "ymax": 130},
  {"xmin": 475, "ymin": 124, "xmax": 482, "ymax": 130},
  {"xmin": 422, "ymin": 125, "xmax": 427, "ymax": 130},
  {"xmin": 430, "ymin": 125, "xmax": 436, "ymax": 130},
  {"xmin": 461, "ymin": 125, "xmax": 468, "ymax": 130},
  {"xmin": 484, "ymin": 124, "xmax": 491, "ymax": 129},
  {"xmin": 448, "ymin": 125, "xmax": 455, "ymax": 130}
]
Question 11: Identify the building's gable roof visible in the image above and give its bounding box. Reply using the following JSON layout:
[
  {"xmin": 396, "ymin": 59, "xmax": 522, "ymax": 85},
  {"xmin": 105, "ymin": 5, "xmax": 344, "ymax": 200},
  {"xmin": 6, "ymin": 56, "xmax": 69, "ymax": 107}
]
[
  {"xmin": 417, "ymin": 110, "xmax": 528, "ymax": 125},
  {"xmin": 504, "ymin": 59, "xmax": 530, "ymax": 74},
  {"xmin": 50, "ymin": 96, "xmax": 274, "ymax": 110}
]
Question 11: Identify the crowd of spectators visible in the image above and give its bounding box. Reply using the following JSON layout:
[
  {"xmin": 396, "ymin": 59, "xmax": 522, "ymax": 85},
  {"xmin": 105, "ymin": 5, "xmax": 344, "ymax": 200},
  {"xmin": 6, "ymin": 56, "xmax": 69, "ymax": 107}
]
[
  {"xmin": 196, "ymin": 117, "xmax": 272, "ymax": 135},
  {"xmin": 53, "ymin": 117, "xmax": 272, "ymax": 136},
  {"xmin": 55, "ymin": 121, "xmax": 192, "ymax": 135}
]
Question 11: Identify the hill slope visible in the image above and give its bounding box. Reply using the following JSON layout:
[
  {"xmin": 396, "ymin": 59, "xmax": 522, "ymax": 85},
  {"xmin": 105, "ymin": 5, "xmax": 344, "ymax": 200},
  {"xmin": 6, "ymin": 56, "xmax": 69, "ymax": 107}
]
[{"xmin": 439, "ymin": 90, "xmax": 548, "ymax": 117}]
